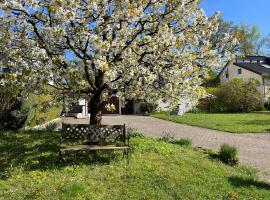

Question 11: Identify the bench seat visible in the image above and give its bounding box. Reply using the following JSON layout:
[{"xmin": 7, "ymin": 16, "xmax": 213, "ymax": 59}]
[
  {"xmin": 60, "ymin": 144, "xmax": 129, "ymax": 151},
  {"xmin": 59, "ymin": 123, "xmax": 130, "ymax": 159}
]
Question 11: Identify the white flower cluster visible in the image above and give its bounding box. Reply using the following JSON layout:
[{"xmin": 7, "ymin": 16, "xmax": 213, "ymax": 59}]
[
  {"xmin": 0, "ymin": 0, "xmax": 237, "ymax": 108},
  {"xmin": 105, "ymin": 103, "xmax": 116, "ymax": 112}
]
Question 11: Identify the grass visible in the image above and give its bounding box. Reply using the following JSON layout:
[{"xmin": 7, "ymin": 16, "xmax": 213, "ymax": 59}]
[
  {"xmin": 152, "ymin": 112, "xmax": 270, "ymax": 133},
  {"xmin": 0, "ymin": 131, "xmax": 270, "ymax": 199}
]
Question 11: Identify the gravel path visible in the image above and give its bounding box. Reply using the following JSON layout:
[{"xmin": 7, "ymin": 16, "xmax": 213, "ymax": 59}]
[{"xmin": 62, "ymin": 115, "xmax": 270, "ymax": 181}]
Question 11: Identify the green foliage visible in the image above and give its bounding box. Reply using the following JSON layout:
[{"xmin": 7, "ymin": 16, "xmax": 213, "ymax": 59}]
[
  {"xmin": 127, "ymin": 128, "xmax": 145, "ymax": 138},
  {"xmin": 0, "ymin": 84, "xmax": 28, "ymax": 130},
  {"xmin": 263, "ymin": 99, "xmax": 270, "ymax": 111},
  {"xmin": 215, "ymin": 19, "xmax": 265, "ymax": 56},
  {"xmin": 45, "ymin": 122, "xmax": 59, "ymax": 132},
  {"xmin": 158, "ymin": 132, "xmax": 192, "ymax": 147},
  {"xmin": 234, "ymin": 23, "xmax": 262, "ymax": 55},
  {"xmin": 0, "ymin": 131, "xmax": 269, "ymax": 199},
  {"xmin": 158, "ymin": 132, "xmax": 175, "ymax": 142},
  {"xmin": 173, "ymin": 138, "xmax": 192, "ymax": 147},
  {"xmin": 202, "ymin": 69, "xmax": 219, "ymax": 87},
  {"xmin": 23, "ymin": 94, "xmax": 62, "ymax": 127},
  {"xmin": 209, "ymin": 78, "xmax": 263, "ymax": 113},
  {"xmin": 187, "ymin": 107, "xmax": 206, "ymax": 114},
  {"xmin": 151, "ymin": 112, "xmax": 270, "ymax": 133},
  {"xmin": 219, "ymin": 144, "xmax": 239, "ymax": 166},
  {"xmin": 140, "ymin": 102, "xmax": 157, "ymax": 115}
]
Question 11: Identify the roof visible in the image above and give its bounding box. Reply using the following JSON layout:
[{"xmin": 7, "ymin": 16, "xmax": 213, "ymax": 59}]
[
  {"xmin": 217, "ymin": 56, "xmax": 270, "ymax": 79},
  {"xmin": 241, "ymin": 55, "xmax": 267, "ymax": 60},
  {"xmin": 233, "ymin": 62, "xmax": 270, "ymax": 76},
  {"xmin": 216, "ymin": 61, "xmax": 231, "ymax": 79}
]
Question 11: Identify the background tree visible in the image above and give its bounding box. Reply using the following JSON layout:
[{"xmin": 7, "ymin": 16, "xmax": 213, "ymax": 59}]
[
  {"xmin": 212, "ymin": 19, "xmax": 265, "ymax": 56},
  {"xmin": 0, "ymin": 0, "xmax": 236, "ymax": 124},
  {"xmin": 234, "ymin": 23, "xmax": 263, "ymax": 56}
]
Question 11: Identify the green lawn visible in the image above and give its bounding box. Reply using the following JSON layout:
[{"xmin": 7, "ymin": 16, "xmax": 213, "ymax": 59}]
[
  {"xmin": 152, "ymin": 112, "xmax": 270, "ymax": 133},
  {"xmin": 0, "ymin": 131, "xmax": 269, "ymax": 199}
]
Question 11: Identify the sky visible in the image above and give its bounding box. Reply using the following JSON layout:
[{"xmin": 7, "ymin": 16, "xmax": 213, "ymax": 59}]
[{"xmin": 200, "ymin": 0, "xmax": 270, "ymax": 35}]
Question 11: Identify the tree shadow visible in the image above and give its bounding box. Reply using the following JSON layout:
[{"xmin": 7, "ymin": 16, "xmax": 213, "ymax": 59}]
[
  {"xmin": 242, "ymin": 120, "xmax": 270, "ymax": 126},
  {"xmin": 229, "ymin": 176, "xmax": 270, "ymax": 190},
  {"xmin": 0, "ymin": 130, "xmax": 121, "ymax": 180}
]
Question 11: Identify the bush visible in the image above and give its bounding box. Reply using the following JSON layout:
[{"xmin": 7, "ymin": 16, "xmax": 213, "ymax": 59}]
[
  {"xmin": 45, "ymin": 121, "xmax": 59, "ymax": 132},
  {"xmin": 127, "ymin": 128, "xmax": 145, "ymax": 138},
  {"xmin": 159, "ymin": 133, "xmax": 192, "ymax": 147},
  {"xmin": 219, "ymin": 144, "xmax": 239, "ymax": 165},
  {"xmin": 140, "ymin": 102, "xmax": 157, "ymax": 115},
  {"xmin": 0, "ymin": 102, "xmax": 28, "ymax": 130},
  {"xmin": 0, "ymin": 84, "xmax": 28, "ymax": 130},
  {"xmin": 264, "ymin": 100, "xmax": 270, "ymax": 110},
  {"xmin": 205, "ymin": 78, "xmax": 263, "ymax": 113},
  {"xmin": 173, "ymin": 138, "xmax": 192, "ymax": 147},
  {"xmin": 158, "ymin": 132, "xmax": 176, "ymax": 142}
]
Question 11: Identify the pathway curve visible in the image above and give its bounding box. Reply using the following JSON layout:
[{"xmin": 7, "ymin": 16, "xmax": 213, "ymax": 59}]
[{"xmin": 62, "ymin": 115, "xmax": 270, "ymax": 181}]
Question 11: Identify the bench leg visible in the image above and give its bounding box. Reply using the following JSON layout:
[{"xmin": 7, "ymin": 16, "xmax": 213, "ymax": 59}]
[
  {"xmin": 59, "ymin": 150, "xmax": 64, "ymax": 163},
  {"xmin": 123, "ymin": 148, "xmax": 129, "ymax": 159},
  {"xmin": 124, "ymin": 148, "xmax": 130, "ymax": 165},
  {"xmin": 122, "ymin": 149, "xmax": 126, "ymax": 159}
]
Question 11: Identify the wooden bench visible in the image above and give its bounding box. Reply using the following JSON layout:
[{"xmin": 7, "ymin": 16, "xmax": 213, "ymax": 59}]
[{"xmin": 60, "ymin": 123, "xmax": 130, "ymax": 159}]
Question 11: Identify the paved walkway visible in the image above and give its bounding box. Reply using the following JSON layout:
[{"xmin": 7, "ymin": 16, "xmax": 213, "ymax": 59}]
[{"xmin": 62, "ymin": 115, "xmax": 270, "ymax": 181}]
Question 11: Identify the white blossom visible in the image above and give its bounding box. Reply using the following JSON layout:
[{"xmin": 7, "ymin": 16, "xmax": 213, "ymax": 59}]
[{"xmin": 0, "ymin": 0, "xmax": 237, "ymax": 117}]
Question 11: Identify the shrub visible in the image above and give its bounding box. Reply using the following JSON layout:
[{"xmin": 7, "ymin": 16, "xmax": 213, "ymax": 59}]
[
  {"xmin": 219, "ymin": 144, "xmax": 239, "ymax": 165},
  {"xmin": 158, "ymin": 132, "xmax": 175, "ymax": 142},
  {"xmin": 45, "ymin": 121, "xmax": 59, "ymax": 132},
  {"xmin": 188, "ymin": 108, "xmax": 205, "ymax": 114},
  {"xmin": 140, "ymin": 102, "xmax": 157, "ymax": 115},
  {"xmin": 173, "ymin": 138, "xmax": 192, "ymax": 147},
  {"xmin": 205, "ymin": 78, "xmax": 263, "ymax": 113},
  {"xmin": 127, "ymin": 128, "xmax": 145, "ymax": 138},
  {"xmin": 159, "ymin": 133, "xmax": 192, "ymax": 147},
  {"xmin": 264, "ymin": 100, "xmax": 270, "ymax": 110},
  {"xmin": 0, "ymin": 84, "xmax": 28, "ymax": 130}
]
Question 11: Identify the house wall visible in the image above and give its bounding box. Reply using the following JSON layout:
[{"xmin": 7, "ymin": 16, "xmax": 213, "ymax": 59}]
[
  {"xmin": 263, "ymin": 79, "xmax": 270, "ymax": 99},
  {"xmin": 219, "ymin": 61, "xmax": 265, "ymax": 97}
]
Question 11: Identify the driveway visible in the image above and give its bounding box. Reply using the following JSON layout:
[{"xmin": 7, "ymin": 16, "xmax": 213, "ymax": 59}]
[{"xmin": 62, "ymin": 115, "xmax": 270, "ymax": 181}]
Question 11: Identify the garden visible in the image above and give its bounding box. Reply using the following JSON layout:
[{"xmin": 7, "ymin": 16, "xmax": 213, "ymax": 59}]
[
  {"xmin": 1, "ymin": 0, "xmax": 270, "ymax": 199},
  {"xmin": 152, "ymin": 77, "xmax": 270, "ymax": 133},
  {"xmin": 1, "ymin": 130, "xmax": 269, "ymax": 199}
]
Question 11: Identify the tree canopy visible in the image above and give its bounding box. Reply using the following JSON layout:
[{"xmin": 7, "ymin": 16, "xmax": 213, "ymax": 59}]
[
  {"xmin": 215, "ymin": 19, "xmax": 267, "ymax": 56},
  {"xmin": 0, "ymin": 0, "xmax": 237, "ymax": 124}
]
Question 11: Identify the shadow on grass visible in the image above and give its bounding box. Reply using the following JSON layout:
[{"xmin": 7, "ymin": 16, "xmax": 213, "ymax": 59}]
[
  {"xmin": 229, "ymin": 176, "xmax": 270, "ymax": 190},
  {"xmin": 242, "ymin": 120, "xmax": 270, "ymax": 126},
  {"xmin": 0, "ymin": 130, "xmax": 121, "ymax": 179}
]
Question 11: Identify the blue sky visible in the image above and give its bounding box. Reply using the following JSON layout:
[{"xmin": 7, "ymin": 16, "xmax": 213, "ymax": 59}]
[{"xmin": 200, "ymin": 0, "xmax": 270, "ymax": 35}]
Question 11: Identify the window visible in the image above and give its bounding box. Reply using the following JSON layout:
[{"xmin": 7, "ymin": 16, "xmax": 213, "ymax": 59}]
[{"xmin": 237, "ymin": 68, "xmax": 242, "ymax": 75}]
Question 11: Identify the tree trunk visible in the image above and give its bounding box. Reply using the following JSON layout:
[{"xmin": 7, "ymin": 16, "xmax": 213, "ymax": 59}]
[{"xmin": 89, "ymin": 92, "xmax": 102, "ymax": 125}]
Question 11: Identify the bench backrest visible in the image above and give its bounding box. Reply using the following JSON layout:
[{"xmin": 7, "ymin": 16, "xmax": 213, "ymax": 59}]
[{"xmin": 61, "ymin": 123, "xmax": 126, "ymax": 145}]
